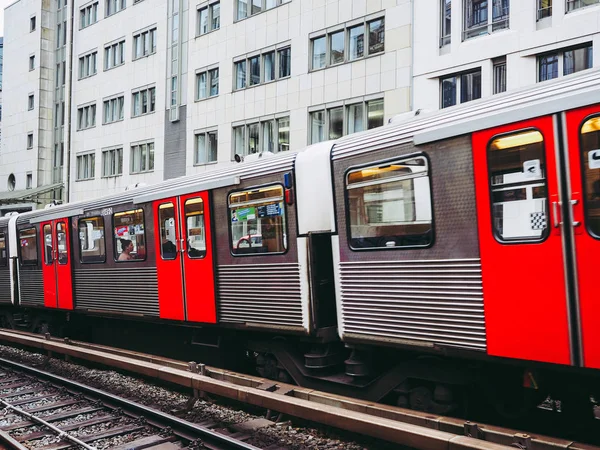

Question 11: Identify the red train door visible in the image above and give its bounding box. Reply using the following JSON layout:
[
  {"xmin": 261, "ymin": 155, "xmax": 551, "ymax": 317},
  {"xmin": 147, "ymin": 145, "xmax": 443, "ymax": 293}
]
[
  {"xmin": 473, "ymin": 116, "xmax": 572, "ymax": 365},
  {"xmin": 154, "ymin": 192, "xmax": 216, "ymax": 323},
  {"xmin": 40, "ymin": 220, "xmax": 74, "ymax": 310},
  {"xmin": 564, "ymin": 105, "xmax": 600, "ymax": 369}
]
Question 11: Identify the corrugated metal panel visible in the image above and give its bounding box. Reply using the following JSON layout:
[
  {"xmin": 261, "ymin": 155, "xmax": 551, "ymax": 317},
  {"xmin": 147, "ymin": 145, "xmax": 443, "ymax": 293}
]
[
  {"xmin": 0, "ymin": 269, "xmax": 12, "ymax": 304},
  {"xmin": 17, "ymin": 152, "xmax": 298, "ymax": 225},
  {"xmin": 339, "ymin": 259, "xmax": 486, "ymax": 350},
  {"xmin": 74, "ymin": 268, "xmax": 159, "ymax": 316},
  {"xmin": 332, "ymin": 69, "xmax": 600, "ymax": 160},
  {"xmin": 164, "ymin": 107, "xmax": 187, "ymax": 180},
  {"xmin": 19, "ymin": 270, "xmax": 44, "ymax": 307},
  {"xmin": 217, "ymin": 263, "xmax": 304, "ymax": 329}
]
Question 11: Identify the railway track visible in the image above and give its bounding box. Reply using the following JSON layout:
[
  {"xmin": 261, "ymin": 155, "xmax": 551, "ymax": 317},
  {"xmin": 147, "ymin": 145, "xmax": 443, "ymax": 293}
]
[
  {"xmin": 0, "ymin": 328, "xmax": 596, "ymax": 450},
  {"xmin": 0, "ymin": 359, "xmax": 269, "ymax": 450}
]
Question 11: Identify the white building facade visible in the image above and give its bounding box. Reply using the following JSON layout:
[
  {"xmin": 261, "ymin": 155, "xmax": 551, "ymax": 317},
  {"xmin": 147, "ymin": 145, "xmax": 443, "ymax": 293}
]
[
  {"xmin": 414, "ymin": 0, "xmax": 600, "ymax": 111},
  {"xmin": 1, "ymin": 0, "xmax": 413, "ymax": 204}
]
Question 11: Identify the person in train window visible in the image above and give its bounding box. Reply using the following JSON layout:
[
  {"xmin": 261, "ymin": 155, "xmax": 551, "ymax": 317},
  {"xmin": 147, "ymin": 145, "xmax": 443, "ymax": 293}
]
[
  {"xmin": 118, "ymin": 239, "xmax": 134, "ymax": 261},
  {"xmin": 161, "ymin": 231, "xmax": 177, "ymax": 258}
]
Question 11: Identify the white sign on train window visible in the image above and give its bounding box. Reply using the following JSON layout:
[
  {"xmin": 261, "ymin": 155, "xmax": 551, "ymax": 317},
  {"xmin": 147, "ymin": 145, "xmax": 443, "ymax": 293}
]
[
  {"xmin": 588, "ymin": 150, "xmax": 600, "ymax": 169},
  {"xmin": 523, "ymin": 160, "xmax": 541, "ymax": 179}
]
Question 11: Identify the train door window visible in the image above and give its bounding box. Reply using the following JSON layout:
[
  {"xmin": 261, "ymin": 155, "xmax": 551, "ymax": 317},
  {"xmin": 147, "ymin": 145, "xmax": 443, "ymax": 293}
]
[
  {"xmin": 488, "ymin": 130, "xmax": 548, "ymax": 242},
  {"xmin": 43, "ymin": 224, "xmax": 53, "ymax": 264},
  {"xmin": 346, "ymin": 156, "xmax": 433, "ymax": 249},
  {"xmin": 184, "ymin": 198, "xmax": 206, "ymax": 259},
  {"xmin": 113, "ymin": 209, "xmax": 146, "ymax": 262},
  {"xmin": 19, "ymin": 228, "xmax": 38, "ymax": 266},
  {"xmin": 228, "ymin": 185, "xmax": 287, "ymax": 255},
  {"xmin": 79, "ymin": 217, "xmax": 106, "ymax": 263},
  {"xmin": 158, "ymin": 203, "xmax": 177, "ymax": 260},
  {"xmin": 56, "ymin": 222, "xmax": 68, "ymax": 265},
  {"xmin": 0, "ymin": 233, "xmax": 6, "ymax": 267},
  {"xmin": 579, "ymin": 116, "xmax": 600, "ymax": 237}
]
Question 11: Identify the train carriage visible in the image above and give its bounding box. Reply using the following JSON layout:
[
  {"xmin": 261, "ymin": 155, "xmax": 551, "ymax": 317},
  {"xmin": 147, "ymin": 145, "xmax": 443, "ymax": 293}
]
[{"xmin": 0, "ymin": 217, "xmax": 12, "ymax": 305}]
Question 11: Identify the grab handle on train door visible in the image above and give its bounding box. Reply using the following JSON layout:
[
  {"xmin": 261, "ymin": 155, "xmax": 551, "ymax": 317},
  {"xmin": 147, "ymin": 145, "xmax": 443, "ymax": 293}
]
[
  {"xmin": 571, "ymin": 191, "xmax": 583, "ymax": 235},
  {"xmin": 551, "ymin": 194, "xmax": 561, "ymax": 236},
  {"xmin": 180, "ymin": 238, "xmax": 185, "ymax": 254}
]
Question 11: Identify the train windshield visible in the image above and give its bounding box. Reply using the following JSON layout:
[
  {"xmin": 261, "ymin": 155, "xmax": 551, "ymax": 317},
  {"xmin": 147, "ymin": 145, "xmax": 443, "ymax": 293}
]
[
  {"xmin": 346, "ymin": 156, "xmax": 433, "ymax": 249},
  {"xmin": 228, "ymin": 185, "xmax": 287, "ymax": 255},
  {"xmin": 488, "ymin": 129, "xmax": 548, "ymax": 242},
  {"xmin": 580, "ymin": 116, "xmax": 600, "ymax": 238}
]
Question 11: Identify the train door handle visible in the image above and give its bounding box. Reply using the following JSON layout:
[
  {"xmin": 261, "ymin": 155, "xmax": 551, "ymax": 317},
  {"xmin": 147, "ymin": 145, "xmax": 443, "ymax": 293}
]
[
  {"xmin": 570, "ymin": 199, "xmax": 581, "ymax": 227},
  {"xmin": 552, "ymin": 201, "xmax": 561, "ymax": 228},
  {"xmin": 179, "ymin": 238, "xmax": 185, "ymax": 253}
]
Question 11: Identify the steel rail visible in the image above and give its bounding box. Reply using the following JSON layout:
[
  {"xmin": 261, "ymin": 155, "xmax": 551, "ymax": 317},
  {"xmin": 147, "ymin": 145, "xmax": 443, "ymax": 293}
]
[{"xmin": 0, "ymin": 358, "xmax": 260, "ymax": 450}]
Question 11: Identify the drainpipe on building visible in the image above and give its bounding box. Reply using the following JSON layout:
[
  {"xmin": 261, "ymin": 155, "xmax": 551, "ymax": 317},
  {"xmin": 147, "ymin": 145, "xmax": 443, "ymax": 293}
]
[
  {"xmin": 65, "ymin": 0, "xmax": 74, "ymax": 203},
  {"xmin": 410, "ymin": 0, "xmax": 415, "ymax": 111}
]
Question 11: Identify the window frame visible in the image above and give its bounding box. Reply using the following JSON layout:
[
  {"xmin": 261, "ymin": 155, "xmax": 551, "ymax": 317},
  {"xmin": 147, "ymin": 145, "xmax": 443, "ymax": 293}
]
[
  {"xmin": 29, "ymin": 54, "xmax": 35, "ymax": 71},
  {"xmin": 232, "ymin": 115, "xmax": 291, "ymax": 159},
  {"xmin": 18, "ymin": 227, "xmax": 38, "ymax": 266},
  {"xmin": 235, "ymin": 0, "xmax": 289, "ymax": 21},
  {"xmin": 103, "ymin": 95, "xmax": 125, "ymax": 124},
  {"xmin": 78, "ymin": 51, "xmax": 98, "ymax": 79},
  {"xmin": 133, "ymin": 26, "xmax": 157, "ymax": 60},
  {"xmin": 76, "ymin": 151, "xmax": 96, "ymax": 181},
  {"xmin": 104, "ymin": 39, "xmax": 126, "ymax": 71},
  {"xmin": 79, "ymin": 1, "xmax": 99, "ymax": 29},
  {"xmin": 131, "ymin": 86, "xmax": 156, "ymax": 117},
  {"xmin": 30, "ymin": 16, "xmax": 36, "ymax": 32},
  {"xmin": 227, "ymin": 183, "xmax": 289, "ymax": 257},
  {"xmin": 537, "ymin": 43, "xmax": 593, "ymax": 82},
  {"xmin": 28, "ymin": 94, "xmax": 34, "ymax": 111},
  {"xmin": 194, "ymin": 129, "xmax": 218, "ymax": 165},
  {"xmin": 197, "ymin": 1, "xmax": 220, "ymax": 36},
  {"xmin": 106, "ymin": 0, "xmax": 126, "ymax": 17},
  {"xmin": 486, "ymin": 128, "xmax": 550, "ymax": 244},
  {"xmin": 493, "ymin": 57, "xmax": 507, "ymax": 94},
  {"xmin": 440, "ymin": 0, "xmax": 451, "ymax": 47},
  {"xmin": 76, "ymin": 103, "xmax": 97, "ymax": 131},
  {"xmin": 463, "ymin": 0, "xmax": 509, "ymax": 41},
  {"xmin": 439, "ymin": 68, "xmax": 482, "ymax": 109},
  {"xmin": 101, "ymin": 147, "xmax": 123, "ymax": 178},
  {"xmin": 195, "ymin": 67, "xmax": 219, "ymax": 100},
  {"xmin": 112, "ymin": 208, "xmax": 147, "ymax": 262},
  {"xmin": 78, "ymin": 217, "xmax": 107, "ymax": 264},
  {"xmin": 0, "ymin": 232, "xmax": 7, "ymax": 267},
  {"xmin": 578, "ymin": 114, "xmax": 600, "ymax": 240},
  {"xmin": 537, "ymin": 0, "xmax": 552, "ymax": 20},
  {"xmin": 566, "ymin": 0, "xmax": 600, "ymax": 13},
  {"xmin": 27, "ymin": 132, "xmax": 34, "ymax": 149},
  {"xmin": 233, "ymin": 44, "xmax": 291, "ymax": 91},
  {"xmin": 343, "ymin": 153, "xmax": 435, "ymax": 252},
  {"xmin": 130, "ymin": 141, "xmax": 155, "ymax": 174}
]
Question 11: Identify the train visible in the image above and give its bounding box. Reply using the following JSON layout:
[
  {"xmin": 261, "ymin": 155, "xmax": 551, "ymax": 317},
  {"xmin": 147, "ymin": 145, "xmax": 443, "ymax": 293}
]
[{"xmin": 1, "ymin": 68, "xmax": 600, "ymax": 422}]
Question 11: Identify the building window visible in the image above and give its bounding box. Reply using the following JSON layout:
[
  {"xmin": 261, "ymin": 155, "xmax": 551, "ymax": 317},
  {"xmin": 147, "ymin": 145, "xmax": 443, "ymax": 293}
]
[
  {"xmin": 80, "ymin": 2, "xmax": 99, "ymax": 28},
  {"xmin": 103, "ymin": 95, "xmax": 124, "ymax": 124},
  {"xmin": 493, "ymin": 57, "xmax": 507, "ymax": 94},
  {"xmin": 113, "ymin": 209, "xmax": 146, "ymax": 261},
  {"xmin": 30, "ymin": 16, "xmax": 36, "ymax": 32},
  {"xmin": 537, "ymin": 0, "xmax": 552, "ymax": 19},
  {"xmin": 132, "ymin": 86, "xmax": 156, "ymax": 117},
  {"xmin": 106, "ymin": 0, "xmax": 126, "ymax": 16},
  {"xmin": 195, "ymin": 130, "xmax": 218, "ymax": 165},
  {"xmin": 346, "ymin": 156, "xmax": 433, "ymax": 250},
  {"xmin": 102, "ymin": 147, "xmax": 123, "ymax": 177},
  {"xmin": 198, "ymin": 1, "xmax": 220, "ymax": 35},
  {"xmin": 79, "ymin": 217, "xmax": 106, "ymax": 263},
  {"xmin": 309, "ymin": 98, "xmax": 383, "ymax": 144},
  {"xmin": 104, "ymin": 39, "xmax": 125, "ymax": 70},
  {"xmin": 27, "ymin": 133, "xmax": 33, "ymax": 149},
  {"xmin": 234, "ymin": 45, "xmax": 290, "ymax": 90},
  {"xmin": 28, "ymin": 94, "xmax": 34, "ymax": 111},
  {"xmin": 463, "ymin": 0, "xmax": 509, "ymax": 40},
  {"xmin": 229, "ymin": 185, "xmax": 287, "ymax": 255},
  {"xmin": 311, "ymin": 16, "xmax": 384, "ymax": 70},
  {"xmin": 566, "ymin": 0, "xmax": 600, "ymax": 12},
  {"xmin": 29, "ymin": 55, "xmax": 35, "ymax": 71},
  {"xmin": 26, "ymin": 173, "xmax": 32, "ymax": 189},
  {"xmin": 441, "ymin": 0, "xmax": 451, "ymax": 47},
  {"xmin": 130, "ymin": 141, "xmax": 154, "ymax": 174},
  {"xmin": 538, "ymin": 44, "xmax": 592, "ymax": 82},
  {"xmin": 133, "ymin": 27, "xmax": 157, "ymax": 59},
  {"xmin": 440, "ymin": 69, "xmax": 481, "ymax": 108},
  {"xmin": 235, "ymin": 0, "xmax": 290, "ymax": 21},
  {"xmin": 196, "ymin": 67, "xmax": 219, "ymax": 99},
  {"xmin": 77, "ymin": 104, "xmax": 97, "ymax": 130},
  {"xmin": 233, "ymin": 115, "xmax": 290, "ymax": 158},
  {"xmin": 79, "ymin": 51, "xmax": 98, "ymax": 79},
  {"xmin": 76, "ymin": 152, "xmax": 96, "ymax": 180}
]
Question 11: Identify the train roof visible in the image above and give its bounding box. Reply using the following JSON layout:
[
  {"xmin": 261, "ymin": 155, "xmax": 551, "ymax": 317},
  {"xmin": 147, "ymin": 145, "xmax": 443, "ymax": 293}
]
[
  {"xmin": 16, "ymin": 149, "xmax": 302, "ymax": 225},
  {"xmin": 331, "ymin": 67, "xmax": 600, "ymax": 160}
]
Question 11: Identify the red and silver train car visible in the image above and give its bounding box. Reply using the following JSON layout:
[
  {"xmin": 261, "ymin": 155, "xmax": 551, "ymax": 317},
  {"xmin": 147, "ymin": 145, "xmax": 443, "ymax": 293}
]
[{"xmin": 4, "ymin": 69, "xmax": 600, "ymax": 418}]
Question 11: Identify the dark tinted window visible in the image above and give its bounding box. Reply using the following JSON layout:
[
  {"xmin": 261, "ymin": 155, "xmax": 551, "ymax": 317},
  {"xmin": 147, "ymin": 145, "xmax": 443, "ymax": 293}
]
[{"xmin": 19, "ymin": 228, "xmax": 38, "ymax": 265}]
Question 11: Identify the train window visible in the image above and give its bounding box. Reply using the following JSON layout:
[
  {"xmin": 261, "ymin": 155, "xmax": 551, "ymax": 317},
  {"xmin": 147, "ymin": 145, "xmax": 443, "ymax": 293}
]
[
  {"xmin": 79, "ymin": 217, "xmax": 106, "ymax": 263},
  {"xmin": 19, "ymin": 228, "xmax": 38, "ymax": 266},
  {"xmin": 346, "ymin": 156, "xmax": 433, "ymax": 249},
  {"xmin": 580, "ymin": 116, "xmax": 600, "ymax": 238},
  {"xmin": 56, "ymin": 222, "xmax": 68, "ymax": 265},
  {"xmin": 158, "ymin": 203, "xmax": 177, "ymax": 260},
  {"xmin": 43, "ymin": 224, "xmax": 53, "ymax": 265},
  {"xmin": 185, "ymin": 198, "xmax": 206, "ymax": 259},
  {"xmin": 488, "ymin": 130, "xmax": 548, "ymax": 242},
  {"xmin": 228, "ymin": 185, "xmax": 287, "ymax": 255},
  {"xmin": 113, "ymin": 209, "xmax": 146, "ymax": 262},
  {"xmin": 0, "ymin": 233, "xmax": 6, "ymax": 267}
]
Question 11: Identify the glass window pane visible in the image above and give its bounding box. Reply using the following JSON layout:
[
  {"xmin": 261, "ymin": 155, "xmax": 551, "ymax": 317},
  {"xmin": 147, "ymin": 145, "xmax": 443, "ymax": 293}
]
[
  {"xmin": 368, "ymin": 18, "xmax": 385, "ymax": 55},
  {"xmin": 539, "ymin": 54, "xmax": 559, "ymax": 81},
  {"xmin": 248, "ymin": 123, "xmax": 260, "ymax": 154},
  {"xmin": 580, "ymin": 116, "xmax": 600, "ymax": 237},
  {"xmin": 43, "ymin": 224, "xmax": 53, "ymax": 265},
  {"xmin": 346, "ymin": 157, "xmax": 433, "ymax": 249},
  {"xmin": 349, "ymin": 25, "xmax": 365, "ymax": 60},
  {"xmin": 367, "ymin": 99, "xmax": 384, "ymax": 129},
  {"xmin": 329, "ymin": 107, "xmax": 344, "ymax": 140},
  {"xmin": 198, "ymin": 71, "xmax": 207, "ymax": 98},
  {"xmin": 347, "ymin": 103, "xmax": 364, "ymax": 134},
  {"xmin": 249, "ymin": 55, "xmax": 260, "ymax": 85},
  {"xmin": 460, "ymin": 71, "xmax": 482, "ymax": 103},
  {"xmin": 113, "ymin": 209, "xmax": 146, "ymax": 261},
  {"xmin": 312, "ymin": 36, "xmax": 326, "ymax": 69},
  {"xmin": 251, "ymin": 0, "xmax": 261, "ymax": 14},
  {"xmin": 229, "ymin": 185, "xmax": 287, "ymax": 255},
  {"xmin": 264, "ymin": 52, "xmax": 275, "ymax": 81},
  {"xmin": 330, "ymin": 31, "xmax": 344, "ymax": 65},
  {"xmin": 564, "ymin": 45, "xmax": 593, "ymax": 76},
  {"xmin": 20, "ymin": 228, "xmax": 38, "ymax": 265},
  {"xmin": 441, "ymin": 76, "xmax": 457, "ymax": 108},
  {"xmin": 211, "ymin": 2, "xmax": 220, "ymax": 29},
  {"xmin": 56, "ymin": 222, "xmax": 68, "ymax": 265},
  {"xmin": 311, "ymin": 111, "xmax": 325, "ymax": 144},
  {"xmin": 237, "ymin": 0, "xmax": 248, "ymax": 19},
  {"xmin": 441, "ymin": 0, "xmax": 451, "ymax": 45},
  {"xmin": 262, "ymin": 120, "xmax": 274, "ymax": 152},
  {"xmin": 209, "ymin": 68, "xmax": 219, "ymax": 96},
  {"xmin": 0, "ymin": 234, "xmax": 5, "ymax": 267},
  {"xmin": 159, "ymin": 203, "xmax": 177, "ymax": 259},
  {"xmin": 235, "ymin": 61, "xmax": 246, "ymax": 89},
  {"xmin": 278, "ymin": 47, "xmax": 291, "ymax": 78},
  {"xmin": 208, "ymin": 131, "xmax": 218, "ymax": 162},
  {"xmin": 277, "ymin": 117, "xmax": 289, "ymax": 152},
  {"xmin": 493, "ymin": 62, "xmax": 507, "ymax": 94},
  {"xmin": 234, "ymin": 126, "xmax": 245, "ymax": 156},
  {"xmin": 199, "ymin": 8, "xmax": 208, "ymax": 34},
  {"xmin": 196, "ymin": 133, "xmax": 206, "ymax": 164},
  {"xmin": 488, "ymin": 130, "xmax": 548, "ymax": 242},
  {"xmin": 185, "ymin": 198, "xmax": 206, "ymax": 258}
]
